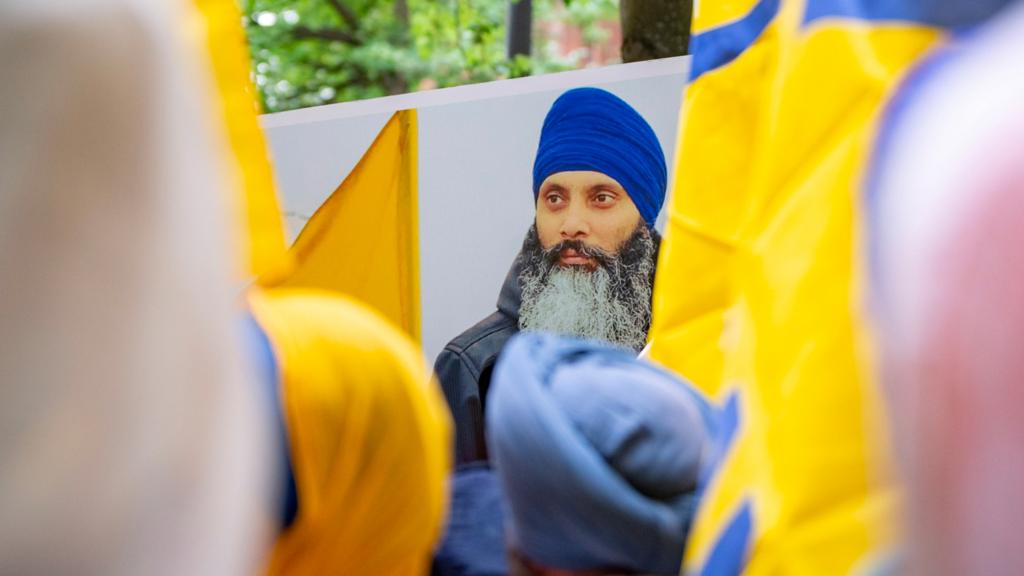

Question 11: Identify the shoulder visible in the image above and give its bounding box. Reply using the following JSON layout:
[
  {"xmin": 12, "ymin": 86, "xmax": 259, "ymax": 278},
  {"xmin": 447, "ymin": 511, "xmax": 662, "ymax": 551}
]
[{"xmin": 437, "ymin": 312, "xmax": 518, "ymax": 376}]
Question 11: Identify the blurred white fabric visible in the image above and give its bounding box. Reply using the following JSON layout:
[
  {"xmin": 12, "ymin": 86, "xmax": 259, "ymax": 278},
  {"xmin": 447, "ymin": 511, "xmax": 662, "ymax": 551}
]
[{"xmin": 0, "ymin": 1, "xmax": 274, "ymax": 574}]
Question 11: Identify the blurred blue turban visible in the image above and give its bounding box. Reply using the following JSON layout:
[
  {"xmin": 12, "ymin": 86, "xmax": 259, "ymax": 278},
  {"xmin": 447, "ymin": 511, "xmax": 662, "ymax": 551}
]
[
  {"xmin": 486, "ymin": 333, "xmax": 717, "ymax": 575},
  {"xmin": 532, "ymin": 87, "xmax": 668, "ymax": 228}
]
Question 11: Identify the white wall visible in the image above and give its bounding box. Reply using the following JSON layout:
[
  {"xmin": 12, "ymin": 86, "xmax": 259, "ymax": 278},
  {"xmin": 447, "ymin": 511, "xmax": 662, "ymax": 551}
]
[{"xmin": 261, "ymin": 56, "xmax": 689, "ymax": 363}]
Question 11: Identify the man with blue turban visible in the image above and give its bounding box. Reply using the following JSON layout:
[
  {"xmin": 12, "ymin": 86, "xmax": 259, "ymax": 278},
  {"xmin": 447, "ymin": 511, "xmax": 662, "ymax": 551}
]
[{"xmin": 433, "ymin": 87, "xmax": 669, "ymax": 465}]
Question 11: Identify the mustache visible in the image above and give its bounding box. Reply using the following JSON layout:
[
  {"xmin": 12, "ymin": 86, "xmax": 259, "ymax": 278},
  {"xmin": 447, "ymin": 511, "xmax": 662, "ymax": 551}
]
[{"xmin": 542, "ymin": 239, "xmax": 614, "ymax": 268}]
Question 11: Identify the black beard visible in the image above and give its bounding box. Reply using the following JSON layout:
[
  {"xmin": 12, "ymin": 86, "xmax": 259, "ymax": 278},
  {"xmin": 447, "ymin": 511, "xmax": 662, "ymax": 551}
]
[{"xmin": 515, "ymin": 223, "xmax": 658, "ymax": 351}]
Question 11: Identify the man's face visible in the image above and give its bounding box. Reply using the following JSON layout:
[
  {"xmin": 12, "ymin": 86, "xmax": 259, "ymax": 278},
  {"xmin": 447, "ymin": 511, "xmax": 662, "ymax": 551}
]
[
  {"xmin": 516, "ymin": 217, "xmax": 656, "ymax": 352},
  {"xmin": 535, "ymin": 171, "xmax": 644, "ymax": 267}
]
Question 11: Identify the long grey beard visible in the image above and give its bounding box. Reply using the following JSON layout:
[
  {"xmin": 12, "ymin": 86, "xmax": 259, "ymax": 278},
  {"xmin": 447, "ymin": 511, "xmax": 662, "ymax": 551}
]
[{"xmin": 517, "ymin": 225, "xmax": 656, "ymax": 352}]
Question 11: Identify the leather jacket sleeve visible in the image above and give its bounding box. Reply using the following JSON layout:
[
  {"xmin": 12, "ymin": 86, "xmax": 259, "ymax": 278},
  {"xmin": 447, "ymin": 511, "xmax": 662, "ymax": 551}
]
[{"xmin": 434, "ymin": 346, "xmax": 488, "ymax": 464}]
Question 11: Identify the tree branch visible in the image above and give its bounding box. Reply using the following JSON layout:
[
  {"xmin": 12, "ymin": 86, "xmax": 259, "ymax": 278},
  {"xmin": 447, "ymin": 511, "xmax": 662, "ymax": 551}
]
[
  {"xmin": 324, "ymin": 0, "xmax": 360, "ymax": 31},
  {"xmin": 292, "ymin": 25, "xmax": 363, "ymax": 46}
]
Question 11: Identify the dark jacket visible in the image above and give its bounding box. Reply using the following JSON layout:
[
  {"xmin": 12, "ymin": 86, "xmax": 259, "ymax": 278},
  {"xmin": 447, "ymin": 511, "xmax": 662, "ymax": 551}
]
[{"xmin": 434, "ymin": 259, "xmax": 522, "ymax": 464}]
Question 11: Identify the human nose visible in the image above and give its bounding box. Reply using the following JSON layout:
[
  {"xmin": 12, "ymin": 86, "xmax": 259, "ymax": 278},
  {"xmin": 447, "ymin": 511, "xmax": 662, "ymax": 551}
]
[{"xmin": 560, "ymin": 202, "xmax": 590, "ymax": 239}]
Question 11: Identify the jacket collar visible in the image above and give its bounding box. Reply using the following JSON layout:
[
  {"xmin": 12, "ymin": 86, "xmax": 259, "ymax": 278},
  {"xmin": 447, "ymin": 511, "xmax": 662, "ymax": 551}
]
[{"xmin": 496, "ymin": 255, "xmax": 522, "ymax": 321}]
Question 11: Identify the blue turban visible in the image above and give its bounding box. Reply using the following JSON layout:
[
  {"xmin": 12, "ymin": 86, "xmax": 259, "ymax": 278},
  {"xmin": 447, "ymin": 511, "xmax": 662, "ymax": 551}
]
[
  {"xmin": 532, "ymin": 87, "xmax": 668, "ymax": 228},
  {"xmin": 486, "ymin": 333, "xmax": 717, "ymax": 575}
]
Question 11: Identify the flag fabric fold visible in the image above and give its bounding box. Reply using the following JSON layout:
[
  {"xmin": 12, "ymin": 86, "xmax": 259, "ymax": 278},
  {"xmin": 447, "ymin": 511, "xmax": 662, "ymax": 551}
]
[{"xmin": 265, "ymin": 111, "xmax": 421, "ymax": 341}]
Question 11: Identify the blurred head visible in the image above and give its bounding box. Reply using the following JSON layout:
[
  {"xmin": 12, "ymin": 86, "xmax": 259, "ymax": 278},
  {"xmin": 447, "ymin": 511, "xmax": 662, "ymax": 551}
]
[
  {"xmin": 249, "ymin": 287, "xmax": 452, "ymax": 576},
  {"xmin": 487, "ymin": 334, "xmax": 715, "ymax": 576}
]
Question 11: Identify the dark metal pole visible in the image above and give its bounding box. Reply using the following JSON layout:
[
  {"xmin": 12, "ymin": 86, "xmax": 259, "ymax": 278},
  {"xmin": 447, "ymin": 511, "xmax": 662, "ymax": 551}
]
[{"xmin": 506, "ymin": 0, "xmax": 532, "ymax": 58}]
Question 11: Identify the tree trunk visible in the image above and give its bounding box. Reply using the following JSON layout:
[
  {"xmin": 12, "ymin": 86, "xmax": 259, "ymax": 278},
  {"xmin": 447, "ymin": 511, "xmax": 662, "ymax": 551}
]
[
  {"xmin": 390, "ymin": 0, "xmax": 411, "ymax": 93},
  {"xmin": 506, "ymin": 0, "xmax": 532, "ymax": 59},
  {"xmin": 619, "ymin": 0, "xmax": 692, "ymax": 62},
  {"xmin": 394, "ymin": 0, "xmax": 409, "ymax": 28}
]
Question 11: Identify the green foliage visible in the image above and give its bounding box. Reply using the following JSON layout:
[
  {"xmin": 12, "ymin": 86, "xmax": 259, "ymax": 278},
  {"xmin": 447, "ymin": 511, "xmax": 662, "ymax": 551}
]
[
  {"xmin": 243, "ymin": 0, "xmax": 619, "ymax": 113},
  {"xmin": 538, "ymin": 0, "xmax": 617, "ymax": 34}
]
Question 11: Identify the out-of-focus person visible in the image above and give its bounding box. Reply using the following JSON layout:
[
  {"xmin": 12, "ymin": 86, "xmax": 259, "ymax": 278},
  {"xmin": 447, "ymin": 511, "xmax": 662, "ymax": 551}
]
[
  {"xmin": 0, "ymin": 0, "xmax": 276, "ymax": 574},
  {"xmin": 485, "ymin": 334, "xmax": 715, "ymax": 576},
  {"xmin": 248, "ymin": 287, "xmax": 452, "ymax": 576},
  {"xmin": 872, "ymin": 2, "xmax": 1024, "ymax": 574}
]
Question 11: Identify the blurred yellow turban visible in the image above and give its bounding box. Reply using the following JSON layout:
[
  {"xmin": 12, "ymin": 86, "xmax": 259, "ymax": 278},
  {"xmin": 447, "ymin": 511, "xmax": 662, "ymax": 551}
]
[{"xmin": 248, "ymin": 287, "xmax": 452, "ymax": 576}]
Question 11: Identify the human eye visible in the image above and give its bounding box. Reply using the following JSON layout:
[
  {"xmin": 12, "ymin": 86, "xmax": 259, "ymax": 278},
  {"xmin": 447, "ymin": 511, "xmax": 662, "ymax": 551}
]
[
  {"xmin": 593, "ymin": 190, "xmax": 617, "ymax": 206},
  {"xmin": 544, "ymin": 191, "xmax": 565, "ymax": 207}
]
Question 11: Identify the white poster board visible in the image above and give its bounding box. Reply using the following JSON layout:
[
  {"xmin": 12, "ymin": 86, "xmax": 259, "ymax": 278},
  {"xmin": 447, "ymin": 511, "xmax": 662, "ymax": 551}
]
[{"xmin": 261, "ymin": 56, "xmax": 689, "ymax": 362}]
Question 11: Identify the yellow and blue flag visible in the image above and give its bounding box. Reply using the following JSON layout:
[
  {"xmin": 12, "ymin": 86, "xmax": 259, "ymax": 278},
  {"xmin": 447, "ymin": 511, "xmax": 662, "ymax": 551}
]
[
  {"xmin": 263, "ymin": 111, "xmax": 421, "ymax": 341},
  {"xmin": 649, "ymin": 1, "xmax": 1011, "ymax": 574}
]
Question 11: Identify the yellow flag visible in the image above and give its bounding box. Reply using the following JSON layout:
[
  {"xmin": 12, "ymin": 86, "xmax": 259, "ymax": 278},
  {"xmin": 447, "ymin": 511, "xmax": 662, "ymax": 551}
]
[
  {"xmin": 266, "ymin": 111, "xmax": 420, "ymax": 341},
  {"xmin": 648, "ymin": 1, "xmax": 1007, "ymax": 573},
  {"xmin": 191, "ymin": 0, "xmax": 291, "ymax": 281}
]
